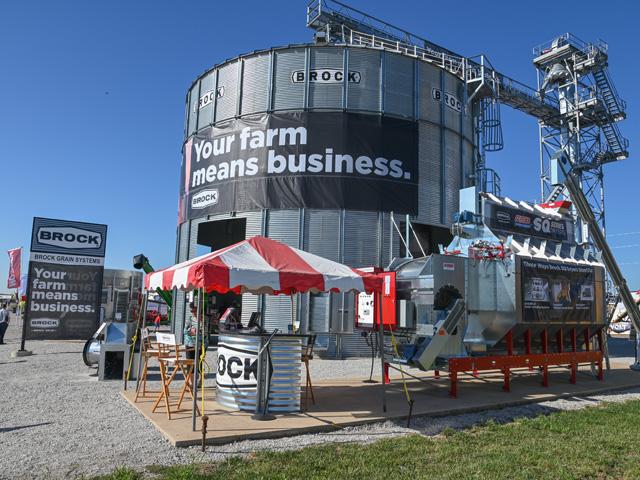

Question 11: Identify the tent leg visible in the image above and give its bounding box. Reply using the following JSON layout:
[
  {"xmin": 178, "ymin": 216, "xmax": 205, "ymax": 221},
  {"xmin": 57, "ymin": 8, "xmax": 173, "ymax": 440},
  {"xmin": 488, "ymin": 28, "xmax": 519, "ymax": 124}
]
[
  {"xmin": 192, "ymin": 289, "xmax": 201, "ymax": 432},
  {"xmin": 378, "ymin": 292, "xmax": 387, "ymax": 413}
]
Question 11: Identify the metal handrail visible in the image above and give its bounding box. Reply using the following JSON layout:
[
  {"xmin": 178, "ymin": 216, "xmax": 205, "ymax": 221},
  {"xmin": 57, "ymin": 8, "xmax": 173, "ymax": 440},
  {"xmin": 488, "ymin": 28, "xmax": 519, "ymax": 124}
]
[{"xmin": 533, "ymin": 33, "xmax": 608, "ymax": 57}]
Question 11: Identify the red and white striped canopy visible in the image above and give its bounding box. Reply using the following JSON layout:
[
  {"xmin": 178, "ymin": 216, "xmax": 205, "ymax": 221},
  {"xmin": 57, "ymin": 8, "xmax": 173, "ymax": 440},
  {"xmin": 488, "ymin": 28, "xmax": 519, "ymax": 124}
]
[{"xmin": 145, "ymin": 236, "xmax": 382, "ymax": 295}]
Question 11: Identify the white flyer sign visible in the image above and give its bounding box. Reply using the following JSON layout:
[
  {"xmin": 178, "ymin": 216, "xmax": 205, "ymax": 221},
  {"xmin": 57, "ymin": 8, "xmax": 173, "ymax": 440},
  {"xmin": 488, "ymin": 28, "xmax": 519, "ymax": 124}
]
[{"xmin": 216, "ymin": 343, "xmax": 259, "ymax": 389}]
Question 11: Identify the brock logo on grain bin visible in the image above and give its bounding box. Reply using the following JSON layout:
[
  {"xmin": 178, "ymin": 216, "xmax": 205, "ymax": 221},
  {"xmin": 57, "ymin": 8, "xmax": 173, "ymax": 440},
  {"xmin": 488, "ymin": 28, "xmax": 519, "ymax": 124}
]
[
  {"xmin": 37, "ymin": 227, "xmax": 103, "ymax": 250},
  {"xmin": 191, "ymin": 189, "xmax": 219, "ymax": 209}
]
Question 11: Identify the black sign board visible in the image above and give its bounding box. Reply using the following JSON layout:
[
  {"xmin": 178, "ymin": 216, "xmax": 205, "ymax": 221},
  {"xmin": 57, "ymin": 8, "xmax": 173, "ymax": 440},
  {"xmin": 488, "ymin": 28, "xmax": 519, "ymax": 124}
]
[
  {"xmin": 25, "ymin": 218, "xmax": 107, "ymax": 340},
  {"xmin": 178, "ymin": 112, "xmax": 419, "ymax": 222},
  {"xmin": 520, "ymin": 258, "xmax": 600, "ymax": 324},
  {"xmin": 485, "ymin": 202, "xmax": 571, "ymax": 242}
]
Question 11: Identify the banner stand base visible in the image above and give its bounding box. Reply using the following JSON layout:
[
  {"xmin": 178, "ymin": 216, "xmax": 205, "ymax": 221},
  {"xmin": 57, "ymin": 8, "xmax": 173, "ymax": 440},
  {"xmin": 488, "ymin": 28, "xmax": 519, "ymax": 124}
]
[{"xmin": 11, "ymin": 350, "xmax": 33, "ymax": 358}]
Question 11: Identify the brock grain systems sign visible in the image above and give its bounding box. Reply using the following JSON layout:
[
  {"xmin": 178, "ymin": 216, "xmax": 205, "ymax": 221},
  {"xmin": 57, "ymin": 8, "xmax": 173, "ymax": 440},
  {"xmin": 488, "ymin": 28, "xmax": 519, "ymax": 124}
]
[{"xmin": 25, "ymin": 218, "xmax": 108, "ymax": 340}]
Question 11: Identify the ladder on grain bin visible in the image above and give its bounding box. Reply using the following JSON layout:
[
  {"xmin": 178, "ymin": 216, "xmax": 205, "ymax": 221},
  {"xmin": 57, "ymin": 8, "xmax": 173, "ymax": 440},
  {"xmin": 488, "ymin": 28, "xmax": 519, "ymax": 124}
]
[{"xmin": 555, "ymin": 152, "xmax": 640, "ymax": 369}]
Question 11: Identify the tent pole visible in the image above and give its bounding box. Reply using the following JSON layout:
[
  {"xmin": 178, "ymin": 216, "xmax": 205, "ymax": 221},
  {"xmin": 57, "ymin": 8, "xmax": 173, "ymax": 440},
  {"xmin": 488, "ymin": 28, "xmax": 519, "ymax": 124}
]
[
  {"xmin": 132, "ymin": 291, "xmax": 148, "ymax": 393},
  {"xmin": 291, "ymin": 295, "xmax": 295, "ymax": 333},
  {"xmin": 192, "ymin": 289, "xmax": 201, "ymax": 432},
  {"xmin": 378, "ymin": 291, "xmax": 387, "ymax": 413}
]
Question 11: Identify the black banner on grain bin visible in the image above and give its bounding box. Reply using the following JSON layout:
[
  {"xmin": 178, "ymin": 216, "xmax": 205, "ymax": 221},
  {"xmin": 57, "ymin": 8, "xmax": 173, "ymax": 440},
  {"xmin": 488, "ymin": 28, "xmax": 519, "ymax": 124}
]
[
  {"xmin": 25, "ymin": 218, "xmax": 107, "ymax": 340},
  {"xmin": 178, "ymin": 112, "xmax": 418, "ymax": 221}
]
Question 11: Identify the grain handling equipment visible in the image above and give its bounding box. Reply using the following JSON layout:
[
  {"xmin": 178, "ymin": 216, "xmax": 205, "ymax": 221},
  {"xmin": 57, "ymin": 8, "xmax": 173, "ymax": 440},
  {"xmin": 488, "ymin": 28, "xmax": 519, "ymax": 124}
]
[{"xmin": 381, "ymin": 188, "xmax": 608, "ymax": 397}]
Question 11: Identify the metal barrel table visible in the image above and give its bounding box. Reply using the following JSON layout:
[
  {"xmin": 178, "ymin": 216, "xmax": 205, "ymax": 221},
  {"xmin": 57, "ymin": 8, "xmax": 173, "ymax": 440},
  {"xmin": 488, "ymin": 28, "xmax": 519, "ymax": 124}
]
[{"xmin": 216, "ymin": 333, "xmax": 305, "ymax": 413}]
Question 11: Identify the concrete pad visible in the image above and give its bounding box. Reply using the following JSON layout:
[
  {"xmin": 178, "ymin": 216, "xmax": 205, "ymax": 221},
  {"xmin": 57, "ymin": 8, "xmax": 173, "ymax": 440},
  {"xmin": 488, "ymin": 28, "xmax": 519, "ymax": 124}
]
[{"xmin": 122, "ymin": 360, "xmax": 640, "ymax": 447}]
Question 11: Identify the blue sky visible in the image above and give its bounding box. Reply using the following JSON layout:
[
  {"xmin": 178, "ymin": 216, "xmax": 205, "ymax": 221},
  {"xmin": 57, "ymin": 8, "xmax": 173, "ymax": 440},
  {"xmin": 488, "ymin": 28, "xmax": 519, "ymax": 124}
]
[{"xmin": 1, "ymin": 0, "xmax": 638, "ymax": 292}]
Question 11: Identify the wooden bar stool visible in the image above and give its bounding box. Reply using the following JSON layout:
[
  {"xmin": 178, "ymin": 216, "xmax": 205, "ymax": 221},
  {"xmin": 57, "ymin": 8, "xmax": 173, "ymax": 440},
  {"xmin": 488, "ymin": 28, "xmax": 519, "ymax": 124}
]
[
  {"xmin": 135, "ymin": 328, "xmax": 164, "ymax": 402},
  {"xmin": 151, "ymin": 333, "xmax": 200, "ymax": 419},
  {"xmin": 301, "ymin": 334, "xmax": 316, "ymax": 410}
]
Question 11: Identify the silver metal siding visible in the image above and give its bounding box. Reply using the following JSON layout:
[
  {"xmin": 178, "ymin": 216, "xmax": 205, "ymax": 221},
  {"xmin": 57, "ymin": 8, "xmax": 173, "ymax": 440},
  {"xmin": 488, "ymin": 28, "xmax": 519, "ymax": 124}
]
[
  {"xmin": 303, "ymin": 210, "xmax": 340, "ymax": 335},
  {"xmin": 309, "ymin": 47, "xmax": 343, "ymax": 109},
  {"xmin": 338, "ymin": 333, "xmax": 374, "ymax": 357},
  {"xmin": 215, "ymin": 63, "xmax": 238, "ymax": 121},
  {"xmin": 384, "ymin": 52, "xmax": 414, "ymax": 118},
  {"xmin": 273, "ymin": 49, "xmax": 305, "ymax": 111},
  {"xmin": 343, "ymin": 210, "xmax": 379, "ymax": 267},
  {"xmin": 418, "ymin": 122, "xmax": 443, "ymax": 225},
  {"xmin": 263, "ymin": 209, "xmax": 300, "ymax": 331},
  {"xmin": 462, "ymin": 139, "xmax": 474, "ymax": 188},
  {"xmin": 443, "ymin": 72, "xmax": 460, "ymax": 133},
  {"xmin": 444, "ymin": 129, "xmax": 461, "ymax": 223},
  {"xmin": 303, "ymin": 209, "xmax": 341, "ymax": 261},
  {"xmin": 241, "ymin": 54, "xmax": 270, "ymax": 116},
  {"xmin": 240, "ymin": 210, "xmax": 264, "ymax": 324},
  {"xmin": 187, "ymin": 84, "xmax": 199, "ymax": 136},
  {"xmin": 347, "ymin": 48, "xmax": 380, "ymax": 112},
  {"xmin": 197, "ymin": 72, "xmax": 215, "ymax": 130},
  {"xmin": 419, "ymin": 62, "xmax": 440, "ymax": 124}
]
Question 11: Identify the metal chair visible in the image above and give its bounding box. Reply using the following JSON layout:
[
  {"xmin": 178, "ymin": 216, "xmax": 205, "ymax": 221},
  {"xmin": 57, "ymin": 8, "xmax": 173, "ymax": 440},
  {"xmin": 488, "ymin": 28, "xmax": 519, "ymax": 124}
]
[{"xmin": 301, "ymin": 334, "xmax": 316, "ymax": 410}]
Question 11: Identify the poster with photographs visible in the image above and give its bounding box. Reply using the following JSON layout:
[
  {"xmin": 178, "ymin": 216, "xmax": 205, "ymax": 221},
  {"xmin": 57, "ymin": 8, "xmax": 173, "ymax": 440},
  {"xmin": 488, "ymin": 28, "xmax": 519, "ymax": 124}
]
[{"xmin": 521, "ymin": 259, "xmax": 597, "ymax": 323}]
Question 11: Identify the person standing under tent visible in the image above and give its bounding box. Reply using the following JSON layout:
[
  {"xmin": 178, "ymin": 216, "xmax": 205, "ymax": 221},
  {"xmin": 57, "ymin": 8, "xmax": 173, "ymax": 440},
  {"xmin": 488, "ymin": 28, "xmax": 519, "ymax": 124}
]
[
  {"xmin": 154, "ymin": 313, "xmax": 161, "ymax": 332},
  {"xmin": 183, "ymin": 302, "xmax": 209, "ymax": 361},
  {"xmin": 0, "ymin": 304, "xmax": 9, "ymax": 344}
]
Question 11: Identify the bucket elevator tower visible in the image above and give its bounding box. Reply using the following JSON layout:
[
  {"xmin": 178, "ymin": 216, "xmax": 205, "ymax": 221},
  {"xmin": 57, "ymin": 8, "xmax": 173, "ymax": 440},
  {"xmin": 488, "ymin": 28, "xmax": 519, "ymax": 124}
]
[{"xmin": 533, "ymin": 34, "xmax": 629, "ymax": 243}]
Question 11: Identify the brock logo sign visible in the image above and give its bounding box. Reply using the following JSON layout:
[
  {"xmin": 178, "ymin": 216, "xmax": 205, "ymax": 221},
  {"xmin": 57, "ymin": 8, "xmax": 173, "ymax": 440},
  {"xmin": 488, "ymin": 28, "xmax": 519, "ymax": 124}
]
[
  {"xmin": 37, "ymin": 227, "xmax": 103, "ymax": 250},
  {"xmin": 291, "ymin": 68, "xmax": 361, "ymax": 84},
  {"xmin": 216, "ymin": 345, "xmax": 258, "ymax": 388},
  {"xmin": 191, "ymin": 189, "xmax": 219, "ymax": 209}
]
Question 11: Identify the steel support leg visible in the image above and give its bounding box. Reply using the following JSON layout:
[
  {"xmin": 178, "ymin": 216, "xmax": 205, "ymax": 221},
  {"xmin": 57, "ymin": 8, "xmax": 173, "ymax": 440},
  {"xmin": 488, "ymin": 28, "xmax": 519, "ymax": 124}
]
[
  {"xmin": 556, "ymin": 328, "xmax": 564, "ymax": 353},
  {"xmin": 597, "ymin": 329, "xmax": 605, "ymax": 381},
  {"xmin": 525, "ymin": 329, "xmax": 533, "ymax": 371},
  {"xmin": 570, "ymin": 328, "xmax": 577, "ymax": 384},
  {"xmin": 541, "ymin": 329, "xmax": 549, "ymax": 387},
  {"xmin": 449, "ymin": 369, "xmax": 457, "ymax": 398}
]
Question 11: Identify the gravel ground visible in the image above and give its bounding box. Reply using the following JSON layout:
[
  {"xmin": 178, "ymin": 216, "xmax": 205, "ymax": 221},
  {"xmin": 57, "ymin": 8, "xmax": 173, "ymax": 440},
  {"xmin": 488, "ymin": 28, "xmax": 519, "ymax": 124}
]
[{"xmin": 1, "ymin": 317, "xmax": 639, "ymax": 480}]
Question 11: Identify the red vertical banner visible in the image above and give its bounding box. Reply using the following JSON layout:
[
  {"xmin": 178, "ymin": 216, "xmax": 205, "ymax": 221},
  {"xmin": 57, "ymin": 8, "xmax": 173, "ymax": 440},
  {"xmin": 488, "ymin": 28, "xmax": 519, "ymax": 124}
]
[{"xmin": 7, "ymin": 247, "xmax": 21, "ymax": 289}]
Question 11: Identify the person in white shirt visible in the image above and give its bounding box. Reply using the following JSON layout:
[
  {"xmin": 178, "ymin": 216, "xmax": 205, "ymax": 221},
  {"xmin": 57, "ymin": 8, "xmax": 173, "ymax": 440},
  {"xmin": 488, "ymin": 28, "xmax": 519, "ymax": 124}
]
[{"xmin": 0, "ymin": 304, "xmax": 9, "ymax": 344}]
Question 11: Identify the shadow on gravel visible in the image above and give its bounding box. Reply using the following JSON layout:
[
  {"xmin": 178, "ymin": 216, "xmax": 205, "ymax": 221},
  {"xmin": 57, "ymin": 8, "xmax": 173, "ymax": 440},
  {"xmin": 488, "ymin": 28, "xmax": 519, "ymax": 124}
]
[
  {"xmin": 0, "ymin": 360, "xmax": 27, "ymax": 365},
  {"xmin": 0, "ymin": 422, "xmax": 53, "ymax": 433}
]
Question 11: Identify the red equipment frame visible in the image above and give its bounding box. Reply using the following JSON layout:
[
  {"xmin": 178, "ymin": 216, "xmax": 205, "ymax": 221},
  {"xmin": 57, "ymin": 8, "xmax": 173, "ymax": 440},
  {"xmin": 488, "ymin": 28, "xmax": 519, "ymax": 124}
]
[{"xmin": 446, "ymin": 327, "xmax": 604, "ymax": 398}]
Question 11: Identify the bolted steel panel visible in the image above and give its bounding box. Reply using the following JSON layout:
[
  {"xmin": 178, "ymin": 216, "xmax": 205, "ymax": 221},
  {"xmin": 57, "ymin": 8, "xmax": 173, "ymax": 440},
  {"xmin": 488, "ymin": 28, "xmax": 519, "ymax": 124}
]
[
  {"xmin": 419, "ymin": 62, "xmax": 441, "ymax": 124},
  {"xmin": 241, "ymin": 54, "xmax": 270, "ymax": 116},
  {"xmin": 304, "ymin": 209, "xmax": 341, "ymax": 261},
  {"xmin": 462, "ymin": 139, "xmax": 474, "ymax": 189},
  {"xmin": 187, "ymin": 83, "xmax": 199, "ymax": 136},
  {"xmin": 262, "ymin": 209, "xmax": 300, "ymax": 332},
  {"xmin": 273, "ymin": 49, "xmax": 306, "ymax": 111},
  {"xmin": 309, "ymin": 47, "xmax": 344, "ymax": 109},
  {"xmin": 347, "ymin": 48, "xmax": 381, "ymax": 112},
  {"xmin": 197, "ymin": 72, "xmax": 216, "ymax": 130},
  {"xmin": 417, "ymin": 122, "xmax": 443, "ymax": 225},
  {"xmin": 384, "ymin": 52, "xmax": 414, "ymax": 118},
  {"xmin": 443, "ymin": 72, "xmax": 461, "ymax": 133},
  {"xmin": 215, "ymin": 63, "xmax": 238, "ymax": 122},
  {"xmin": 343, "ymin": 210, "xmax": 379, "ymax": 267},
  {"xmin": 444, "ymin": 129, "xmax": 461, "ymax": 224}
]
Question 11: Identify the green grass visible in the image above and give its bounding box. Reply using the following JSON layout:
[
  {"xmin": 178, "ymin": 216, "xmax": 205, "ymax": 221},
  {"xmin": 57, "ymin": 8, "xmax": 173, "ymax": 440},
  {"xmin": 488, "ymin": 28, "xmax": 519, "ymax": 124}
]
[{"xmin": 99, "ymin": 399, "xmax": 640, "ymax": 480}]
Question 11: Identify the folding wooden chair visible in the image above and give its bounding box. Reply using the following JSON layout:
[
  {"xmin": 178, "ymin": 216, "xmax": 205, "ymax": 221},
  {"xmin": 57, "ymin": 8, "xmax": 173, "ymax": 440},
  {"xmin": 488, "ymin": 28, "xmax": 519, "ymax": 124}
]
[
  {"xmin": 135, "ymin": 328, "xmax": 165, "ymax": 402},
  {"xmin": 151, "ymin": 333, "xmax": 200, "ymax": 419},
  {"xmin": 301, "ymin": 334, "xmax": 316, "ymax": 410}
]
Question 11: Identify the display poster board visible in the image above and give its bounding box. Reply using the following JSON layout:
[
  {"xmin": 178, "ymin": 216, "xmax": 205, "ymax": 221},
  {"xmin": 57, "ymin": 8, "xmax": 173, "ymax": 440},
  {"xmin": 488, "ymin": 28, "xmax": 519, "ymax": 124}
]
[
  {"xmin": 25, "ymin": 218, "xmax": 107, "ymax": 340},
  {"xmin": 520, "ymin": 258, "xmax": 598, "ymax": 323},
  {"xmin": 178, "ymin": 111, "xmax": 419, "ymax": 222}
]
